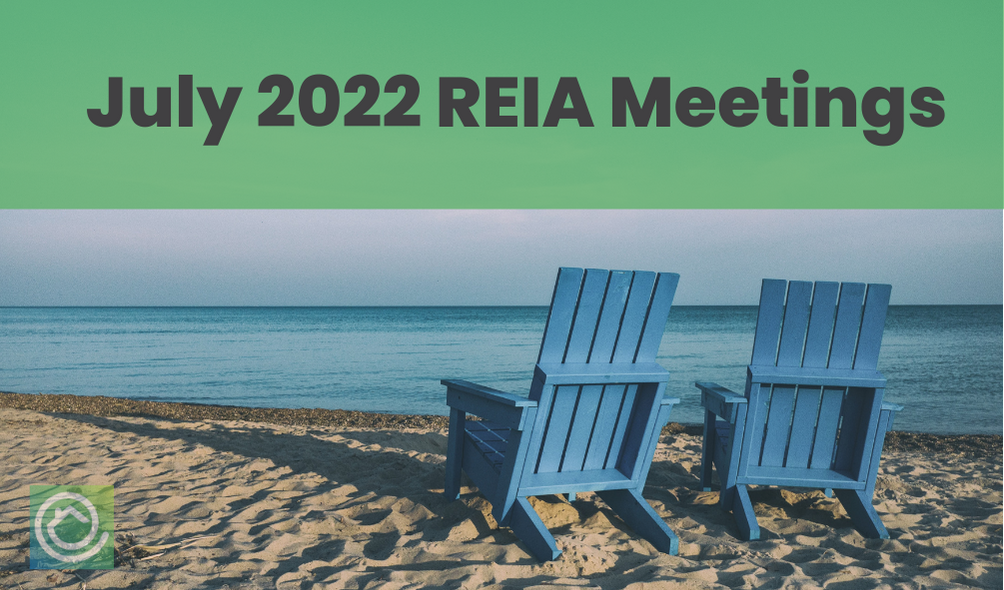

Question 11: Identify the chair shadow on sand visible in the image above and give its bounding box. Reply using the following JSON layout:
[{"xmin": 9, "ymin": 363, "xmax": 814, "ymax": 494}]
[{"xmin": 50, "ymin": 412, "xmax": 489, "ymax": 586}]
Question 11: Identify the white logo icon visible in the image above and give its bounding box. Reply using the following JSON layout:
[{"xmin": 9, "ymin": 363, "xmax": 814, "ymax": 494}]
[{"xmin": 34, "ymin": 492, "xmax": 110, "ymax": 563}]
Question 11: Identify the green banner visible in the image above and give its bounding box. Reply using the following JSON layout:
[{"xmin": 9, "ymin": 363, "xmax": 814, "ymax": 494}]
[{"xmin": 1, "ymin": 1, "xmax": 1001, "ymax": 208}]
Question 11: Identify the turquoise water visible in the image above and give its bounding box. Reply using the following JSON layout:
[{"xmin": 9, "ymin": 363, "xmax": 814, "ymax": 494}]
[{"xmin": 1, "ymin": 306, "xmax": 1000, "ymax": 435}]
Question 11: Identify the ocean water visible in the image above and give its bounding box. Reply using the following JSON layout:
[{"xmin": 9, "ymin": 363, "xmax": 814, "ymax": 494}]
[{"xmin": 1, "ymin": 306, "xmax": 1000, "ymax": 435}]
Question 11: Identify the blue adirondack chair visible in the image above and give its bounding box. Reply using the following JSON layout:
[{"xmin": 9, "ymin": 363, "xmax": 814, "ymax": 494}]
[
  {"xmin": 697, "ymin": 279, "xmax": 903, "ymax": 541},
  {"xmin": 443, "ymin": 267, "xmax": 682, "ymax": 561}
]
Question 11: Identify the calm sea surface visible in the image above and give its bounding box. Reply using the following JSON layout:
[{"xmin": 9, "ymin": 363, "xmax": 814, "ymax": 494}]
[{"xmin": 1, "ymin": 306, "xmax": 1000, "ymax": 435}]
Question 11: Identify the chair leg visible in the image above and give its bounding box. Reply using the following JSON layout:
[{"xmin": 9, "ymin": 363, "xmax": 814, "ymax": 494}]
[
  {"xmin": 700, "ymin": 411, "xmax": 716, "ymax": 491},
  {"xmin": 509, "ymin": 496, "xmax": 561, "ymax": 561},
  {"xmin": 597, "ymin": 489, "xmax": 679, "ymax": 555},
  {"xmin": 444, "ymin": 408, "xmax": 464, "ymax": 501},
  {"xmin": 719, "ymin": 483, "xmax": 736, "ymax": 512},
  {"xmin": 566, "ymin": 492, "xmax": 576, "ymax": 503},
  {"xmin": 834, "ymin": 488, "xmax": 889, "ymax": 539},
  {"xmin": 731, "ymin": 484, "xmax": 760, "ymax": 541}
]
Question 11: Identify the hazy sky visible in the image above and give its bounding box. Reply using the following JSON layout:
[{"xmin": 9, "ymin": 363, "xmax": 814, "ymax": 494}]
[{"xmin": 0, "ymin": 210, "xmax": 999, "ymax": 306}]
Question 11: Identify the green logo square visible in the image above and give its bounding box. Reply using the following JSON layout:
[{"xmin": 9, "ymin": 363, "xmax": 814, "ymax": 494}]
[{"xmin": 29, "ymin": 485, "xmax": 114, "ymax": 569}]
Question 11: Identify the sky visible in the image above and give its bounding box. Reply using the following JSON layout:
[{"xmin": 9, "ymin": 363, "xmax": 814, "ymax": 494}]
[{"xmin": 0, "ymin": 209, "xmax": 999, "ymax": 306}]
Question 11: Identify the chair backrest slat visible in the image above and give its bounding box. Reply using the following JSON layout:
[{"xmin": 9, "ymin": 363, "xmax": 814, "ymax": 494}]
[
  {"xmin": 854, "ymin": 284, "xmax": 892, "ymax": 370},
  {"xmin": 785, "ymin": 386, "xmax": 824, "ymax": 468},
  {"xmin": 603, "ymin": 384, "xmax": 640, "ymax": 470},
  {"xmin": 589, "ymin": 272, "xmax": 634, "ymax": 362},
  {"xmin": 809, "ymin": 387, "xmax": 846, "ymax": 468},
  {"xmin": 635, "ymin": 273, "xmax": 680, "ymax": 362},
  {"xmin": 776, "ymin": 281, "xmax": 812, "ymax": 367},
  {"xmin": 538, "ymin": 268, "xmax": 586, "ymax": 364},
  {"xmin": 751, "ymin": 279, "xmax": 787, "ymax": 365},
  {"xmin": 828, "ymin": 283, "xmax": 867, "ymax": 369},
  {"xmin": 833, "ymin": 387, "xmax": 869, "ymax": 471},
  {"xmin": 611, "ymin": 272, "xmax": 657, "ymax": 363},
  {"xmin": 563, "ymin": 270, "xmax": 610, "ymax": 363},
  {"xmin": 535, "ymin": 385, "xmax": 579, "ymax": 473},
  {"xmin": 802, "ymin": 282, "xmax": 839, "ymax": 368},
  {"xmin": 582, "ymin": 384, "xmax": 629, "ymax": 471},
  {"xmin": 559, "ymin": 384, "xmax": 604, "ymax": 471},
  {"xmin": 759, "ymin": 385, "xmax": 796, "ymax": 467}
]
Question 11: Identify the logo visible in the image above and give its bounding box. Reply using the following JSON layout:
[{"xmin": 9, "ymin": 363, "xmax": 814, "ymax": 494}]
[{"xmin": 30, "ymin": 485, "xmax": 114, "ymax": 569}]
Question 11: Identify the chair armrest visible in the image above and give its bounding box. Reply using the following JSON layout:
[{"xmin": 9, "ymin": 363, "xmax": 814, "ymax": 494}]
[
  {"xmin": 879, "ymin": 401, "xmax": 904, "ymax": 432},
  {"xmin": 881, "ymin": 401, "xmax": 904, "ymax": 413},
  {"xmin": 695, "ymin": 381, "xmax": 747, "ymax": 424},
  {"xmin": 654, "ymin": 396, "xmax": 681, "ymax": 429},
  {"xmin": 442, "ymin": 379, "xmax": 536, "ymax": 430}
]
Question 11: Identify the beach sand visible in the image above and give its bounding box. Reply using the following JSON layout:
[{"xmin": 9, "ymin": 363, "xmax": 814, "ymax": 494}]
[{"xmin": 1, "ymin": 393, "xmax": 1000, "ymax": 589}]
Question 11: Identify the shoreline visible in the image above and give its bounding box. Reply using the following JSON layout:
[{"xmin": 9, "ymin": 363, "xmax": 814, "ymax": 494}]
[{"xmin": 2, "ymin": 390, "xmax": 1000, "ymax": 459}]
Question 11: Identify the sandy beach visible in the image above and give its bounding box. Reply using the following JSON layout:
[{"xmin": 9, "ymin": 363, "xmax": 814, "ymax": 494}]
[{"xmin": 1, "ymin": 393, "xmax": 1000, "ymax": 589}]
